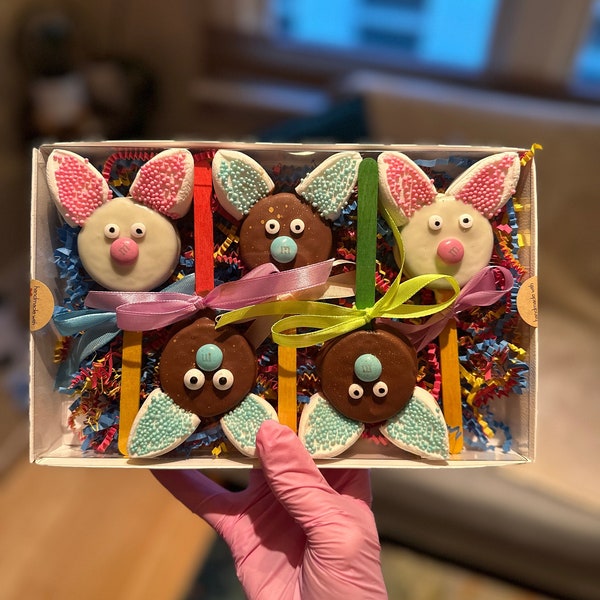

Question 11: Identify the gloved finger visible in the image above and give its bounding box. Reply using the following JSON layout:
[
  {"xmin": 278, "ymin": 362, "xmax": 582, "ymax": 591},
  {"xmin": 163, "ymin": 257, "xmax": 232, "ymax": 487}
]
[
  {"xmin": 255, "ymin": 420, "xmax": 341, "ymax": 526},
  {"xmin": 321, "ymin": 469, "xmax": 373, "ymax": 507},
  {"xmin": 152, "ymin": 469, "xmax": 233, "ymax": 531}
]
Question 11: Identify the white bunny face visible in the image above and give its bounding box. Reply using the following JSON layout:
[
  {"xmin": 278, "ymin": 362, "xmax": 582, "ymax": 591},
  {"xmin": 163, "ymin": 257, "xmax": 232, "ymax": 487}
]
[
  {"xmin": 379, "ymin": 152, "xmax": 520, "ymax": 289},
  {"xmin": 47, "ymin": 148, "xmax": 193, "ymax": 291},
  {"xmin": 399, "ymin": 197, "xmax": 495, "ymax": 288},
  {"xmin": 76, "ymin": 197, "xmax": 181, "ymax": 291}
]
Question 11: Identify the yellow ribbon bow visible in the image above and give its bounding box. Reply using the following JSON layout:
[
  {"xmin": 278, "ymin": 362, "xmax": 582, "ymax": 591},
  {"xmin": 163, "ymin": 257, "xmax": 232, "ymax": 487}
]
[
  {"xmin": 215, "ymin": 201, "xmax": 460, "ymax": 347},
  {"xmin": 216, "ymin": 271, "xmax": 459, "ymax": 347}
]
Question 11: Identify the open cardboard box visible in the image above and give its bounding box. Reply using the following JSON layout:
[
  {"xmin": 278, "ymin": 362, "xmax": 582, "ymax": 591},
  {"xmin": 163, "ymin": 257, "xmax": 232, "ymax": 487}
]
[{"xmin": 30, "ymin": 141, "xmax": 537, "ymax": 468}]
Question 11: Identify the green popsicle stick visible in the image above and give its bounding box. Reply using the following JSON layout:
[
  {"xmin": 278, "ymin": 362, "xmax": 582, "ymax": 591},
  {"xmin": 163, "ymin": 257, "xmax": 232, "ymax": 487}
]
[{"xmin": 355, "ymin": 157, "xmax": 379, "ymax": 310}]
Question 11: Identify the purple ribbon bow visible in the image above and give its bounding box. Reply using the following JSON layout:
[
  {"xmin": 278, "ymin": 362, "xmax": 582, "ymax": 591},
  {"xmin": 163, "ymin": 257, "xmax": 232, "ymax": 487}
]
[
  {"xmin": 390, "ymin": 266, "xmax": 514, "ymax": 351},
  {"xmin": 85, "ymin": 260, "xmax": 335, "ymax": 331}
]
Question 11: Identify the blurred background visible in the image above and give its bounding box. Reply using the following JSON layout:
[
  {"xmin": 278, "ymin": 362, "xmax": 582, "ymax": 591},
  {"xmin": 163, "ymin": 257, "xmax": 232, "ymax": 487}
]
[{"xmin": 2, "ymin": 0, "xmax": 600, "ymax": 598}]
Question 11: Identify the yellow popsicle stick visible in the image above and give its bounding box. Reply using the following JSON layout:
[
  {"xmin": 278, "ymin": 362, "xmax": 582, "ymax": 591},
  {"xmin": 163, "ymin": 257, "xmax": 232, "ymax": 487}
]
[
  {"xmin": 438, "ymin": 319, "xmax": 463, "ymax": 453},
  {"xmin": 118, "ymin": 330, "xmax": 143, "ymax": 455},
  {"xmin": 435, "ymin": 289, "xmax": 463, "ymax": 454}
]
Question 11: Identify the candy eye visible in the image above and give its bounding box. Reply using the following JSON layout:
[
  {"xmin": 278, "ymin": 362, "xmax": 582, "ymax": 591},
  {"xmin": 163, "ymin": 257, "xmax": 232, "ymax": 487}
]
[
  {"xmin": 428, "ymin": 215, "xmax": 443, "ymax": 231},
  {"xmin": 104, "ymin": 224, "xmax": 120, "ymax": 239},
  {"xmin": 213, "ymin": 369, "xmax": 234, "ymax": 391},
  {"xmin": 372, "ymin": 381, "xmax": 389, "ymax": 398},
  {"xmin": 348, "ymin": 383, "xmax": 364, "ymax": 399},
  {"xmin": 130, "ymin": 222, "xmax": 146, "ymax": 238},
  {"xmin": 458, "ymin": 214, "xmax": 474, "ymax": 229},
  {"xmin": 184, "ymin": 368, "xmax": 205, "ymax": 390},
  {"xmin": 265, "ymin": 219, "xmax": 280, "ymax": 235},
  {"xmin": 289, "ymin": 218, "xmax": 305, "ymax": 235}
]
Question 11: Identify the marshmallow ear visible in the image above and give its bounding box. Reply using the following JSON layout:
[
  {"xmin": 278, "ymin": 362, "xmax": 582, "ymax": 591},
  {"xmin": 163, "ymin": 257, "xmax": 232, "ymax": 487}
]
[
  {"xmin": 377, "ymin": 151, "xmax": 438, "ymax": 226},
  {"xmin": 212, "ymin": 150, "xmax": 275, "ymax": 220},
  {"xmin": 445, "ymin": 152, "xmax": 520, "ymax": 218},
  {"xmin": 129, "ymin": 148, "xmax": 194, "ymax": 219},
  {"xmin": 46, "ymin": 149, "xmax": 111, "ymax": 227},
  {"xmin": 295, "ymin": 151, "xmax": 361, "ymax": 220}
]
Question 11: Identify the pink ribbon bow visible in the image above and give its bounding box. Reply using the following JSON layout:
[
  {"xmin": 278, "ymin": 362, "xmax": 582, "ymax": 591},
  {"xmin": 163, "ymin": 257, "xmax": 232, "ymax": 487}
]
[
  {"xmin": 389, "ymin": 266, "xmax": 514, "ymax": 351},
  {"xmin": 85, "ymin": 260, "xmax": 335, "ymax": 331}
]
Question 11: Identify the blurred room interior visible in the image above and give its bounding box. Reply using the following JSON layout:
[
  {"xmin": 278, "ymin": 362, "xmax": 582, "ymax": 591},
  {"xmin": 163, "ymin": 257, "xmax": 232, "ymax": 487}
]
[{"xmin": 1, "ymin": 0, "xmax": 599, "ymax": 598}]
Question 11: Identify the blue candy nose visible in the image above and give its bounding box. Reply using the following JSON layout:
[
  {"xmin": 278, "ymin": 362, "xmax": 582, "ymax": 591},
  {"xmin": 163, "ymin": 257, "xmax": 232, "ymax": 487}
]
[{"xmin": 270, "ymin": 236, "xmax": 297, "ymax": 264}]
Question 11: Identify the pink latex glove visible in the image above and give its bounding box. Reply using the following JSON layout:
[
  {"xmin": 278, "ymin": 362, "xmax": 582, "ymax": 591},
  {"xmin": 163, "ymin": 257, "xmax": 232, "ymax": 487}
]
[{"xmin": 153, "ymin": 420, "xmax": 387, "ymax": 600}]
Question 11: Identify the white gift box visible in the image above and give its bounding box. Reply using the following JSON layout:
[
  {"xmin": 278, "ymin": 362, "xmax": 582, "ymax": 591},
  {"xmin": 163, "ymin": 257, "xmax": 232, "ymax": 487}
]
[{"xmin": 30, "ymin": 141, "xmax": 537, "ymax": 468}]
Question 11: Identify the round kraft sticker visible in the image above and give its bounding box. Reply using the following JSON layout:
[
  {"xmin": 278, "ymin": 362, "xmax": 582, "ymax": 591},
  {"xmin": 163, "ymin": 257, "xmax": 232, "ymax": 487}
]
[
  {"xmin": 30, "ymin": 280, "xmax": 54, "ymax": 331},
  {"xmin": 516, "ymin": 276, "xmax": 538, "ymax": 328}
]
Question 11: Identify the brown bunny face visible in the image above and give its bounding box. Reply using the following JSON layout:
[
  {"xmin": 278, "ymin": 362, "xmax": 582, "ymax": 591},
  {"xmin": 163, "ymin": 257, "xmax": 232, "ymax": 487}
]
[
  {"xmin": 212, "ymin": 150, "xmax": 362, "ymax": 270},
  {"xmin": 159, "ymin": 317, "xmax": 257, "ymax": 418},
  {"xmin": 238, "ymin": 193, "xmax": 334, "ymax": 270},
  {"xmin": 317, "ymin": 323, "xmax": 418, "ymax": 423}
]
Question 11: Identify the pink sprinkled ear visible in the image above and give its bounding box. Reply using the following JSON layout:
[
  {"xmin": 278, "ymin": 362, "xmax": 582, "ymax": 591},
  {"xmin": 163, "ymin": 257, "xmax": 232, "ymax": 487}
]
[
  {"xmin": 46, "ymin": 150, "xmax": 111, "ymax": 227},
  {"xmin": 129, "ymin": 148, "xmax": 194, "ymax": 219},
  {"xmin": 446, "ymin": 152, "xmax": 520, "ymax": 218},
  {"xmin": 377, "ymin": 152, "xmax": 438, "ymax": 225}
]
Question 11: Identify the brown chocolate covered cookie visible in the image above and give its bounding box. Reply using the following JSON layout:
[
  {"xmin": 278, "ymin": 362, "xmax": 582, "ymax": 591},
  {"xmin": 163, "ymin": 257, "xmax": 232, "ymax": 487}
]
[
  {"xmin": 159, "ymin": 317, "xmax": 257, "ymax": 418},
  {"xmin": 238, "ymin": 193, "xmax": 333, "ymax": 270},
  {"xmin": 212, "ymin": 150, "xmax": 362, "ymax": 270},
  {"xmin": 317, "ymin": 323, "xmax": 418, "ymax": 423}
]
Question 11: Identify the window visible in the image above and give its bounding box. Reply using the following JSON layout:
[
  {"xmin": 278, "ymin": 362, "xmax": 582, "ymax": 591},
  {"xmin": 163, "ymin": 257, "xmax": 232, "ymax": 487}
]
[
  {"xmin": 275, "ymin": 0, "xmax": 500, "ymax": 74},
  {"xmin": 573, "ymin": 0, "xmax": 600, "ymax": 86},
  {"xmin": 204, "ymin": 0, "xmax": 600, "ymax": 101}
]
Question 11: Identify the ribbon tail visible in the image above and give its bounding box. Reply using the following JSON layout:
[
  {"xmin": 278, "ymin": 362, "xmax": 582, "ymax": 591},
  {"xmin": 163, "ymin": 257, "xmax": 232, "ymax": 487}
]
[
  {"xmin": 55, "ymin": 321, "xmax": 120, "ymax": 389},
  {"xmin": 116, "ymin": 299, "xmax": 204, "ymax": 331},
  {"xmin": 383, "ymin": 316, "xmax": 450, "ymax": 352}
]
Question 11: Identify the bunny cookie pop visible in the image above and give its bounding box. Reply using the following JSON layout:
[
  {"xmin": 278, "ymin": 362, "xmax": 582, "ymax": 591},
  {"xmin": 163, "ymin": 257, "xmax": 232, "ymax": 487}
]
[
  {"xmin": 378, "ymin": 151, "xmax": 520, "ymax": 452},
  {"xmin": 47, "ymin": 148, "xmax": 194, "ymax": 453},
  {"xmin": 127, "ymin": 316, "xmax": 278, "ymax": 458},
  {"xmin": 213, "ymin": 150, "xmax": 361, "ymax": 430},
  {"xmin": 212, "ymin": 150, "xmax": 361, "ymax": 270},
  {"xmin": 47, "ymin": 148, "xmax": 194, "ymax": 291},
  {"xmin": 298, "ymin": 322, "xmax": 449, "ymax": 460}
]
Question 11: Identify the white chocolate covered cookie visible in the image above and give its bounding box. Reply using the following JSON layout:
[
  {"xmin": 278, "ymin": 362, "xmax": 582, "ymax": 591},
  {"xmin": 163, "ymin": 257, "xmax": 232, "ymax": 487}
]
[
  {"xmin": 47, "ymin": 148, "xmax": 194, "ymax": 291},
  {"xmin": 379, "ymin": 151, "xmax": 520, "ymax": 288},
  {"xmin": 77, "ymin": 197, "xmax": 181, "ymax": 291}
]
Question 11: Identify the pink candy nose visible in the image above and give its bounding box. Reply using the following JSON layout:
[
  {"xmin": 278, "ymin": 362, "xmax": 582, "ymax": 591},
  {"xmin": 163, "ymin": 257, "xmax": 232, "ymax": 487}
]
[
  {"xmin": 110, "ymin": 237, "xmax": 139, "ymax": 264},
  {"xmin": 437, "ymin": 238, "xmax": 464, "ymax": 264}
]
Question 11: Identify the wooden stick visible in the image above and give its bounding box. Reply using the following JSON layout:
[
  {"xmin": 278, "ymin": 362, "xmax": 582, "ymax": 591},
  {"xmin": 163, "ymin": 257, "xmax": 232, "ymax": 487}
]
[
  {"xmin": 118, "ymin": 330, "xmax": 143, "ymax": 455},
  {"xmin": 435, "ymin": 289, "xmax": 463, "ymax": 454},
  {"xmin": 355, "ymin": 157, "xmax": 378, "ymax": 310},
  {"xmin": 278, "ymin": 342, "xmax": 298, "ymax": 432},
  {"xmin": 193, "ymin": 161, "xmax": 215, "ymax": 295}
]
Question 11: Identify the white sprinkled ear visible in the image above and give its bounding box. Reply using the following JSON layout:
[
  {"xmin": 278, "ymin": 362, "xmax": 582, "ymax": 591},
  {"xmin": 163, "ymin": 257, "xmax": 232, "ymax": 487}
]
[
  {"xmin": 379, "ymin": 386, "xmax": 449, "ymax": 460},
  {"xmin": 129, "ymin": 148, "xmax": 194, "ymax": 219},
  {"xmin": 127, "ymin": 388, "xmax": 201, "ymax": 458},
  {"xmin": 295, "ymin": 151, "xmax": 362, "ymax": 221},
  {"xmin": 445, "ymin": 152, "xmax": 520, "ymax": 218},
  {"xmin": 377, "ymin": 151, "xmax": 438, "ymax": 227},
  {"xmin": 212, "ymin": 150, "xmax": 275, "ymax": 220},
  {"xmin": 46, "ymin": 149, "xmax": 111, "ymax": 227}
]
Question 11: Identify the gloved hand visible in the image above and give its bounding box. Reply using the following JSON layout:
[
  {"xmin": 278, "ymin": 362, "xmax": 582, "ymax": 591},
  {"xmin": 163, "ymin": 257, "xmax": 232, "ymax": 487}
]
[{"xmin": 153, "ymin": 420, "xmax": 387, "ymax": 600}]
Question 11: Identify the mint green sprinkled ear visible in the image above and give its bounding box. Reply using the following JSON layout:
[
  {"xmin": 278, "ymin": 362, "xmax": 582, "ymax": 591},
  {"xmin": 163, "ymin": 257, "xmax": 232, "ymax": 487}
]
[
  {"xmin": 295, "ymin": 151, "xmax": 362, "ymax": 221},
  {"xmin": 380, "ymin": 387, "xmax": 449, "ymax": 460},
  {"xmin": 127, "ymin": 389, "xmax": 200, "ymax": 458},
  {"xmin": 212, "ymin": 150, "xmax": 275, "ymax": 220},
  {"xmin": 220, "ymin": 393, "xmax": 278, "ymax": 457},
  {"xmin": 298, "ymin": 393, "xmax": 365, "ymax": 458}
]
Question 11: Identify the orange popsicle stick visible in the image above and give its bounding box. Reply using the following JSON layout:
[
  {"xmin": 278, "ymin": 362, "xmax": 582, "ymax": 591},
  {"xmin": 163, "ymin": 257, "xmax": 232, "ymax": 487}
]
[{"xmin": 277, "ymin": 341, "xmax": 297, "ymax": 432}]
